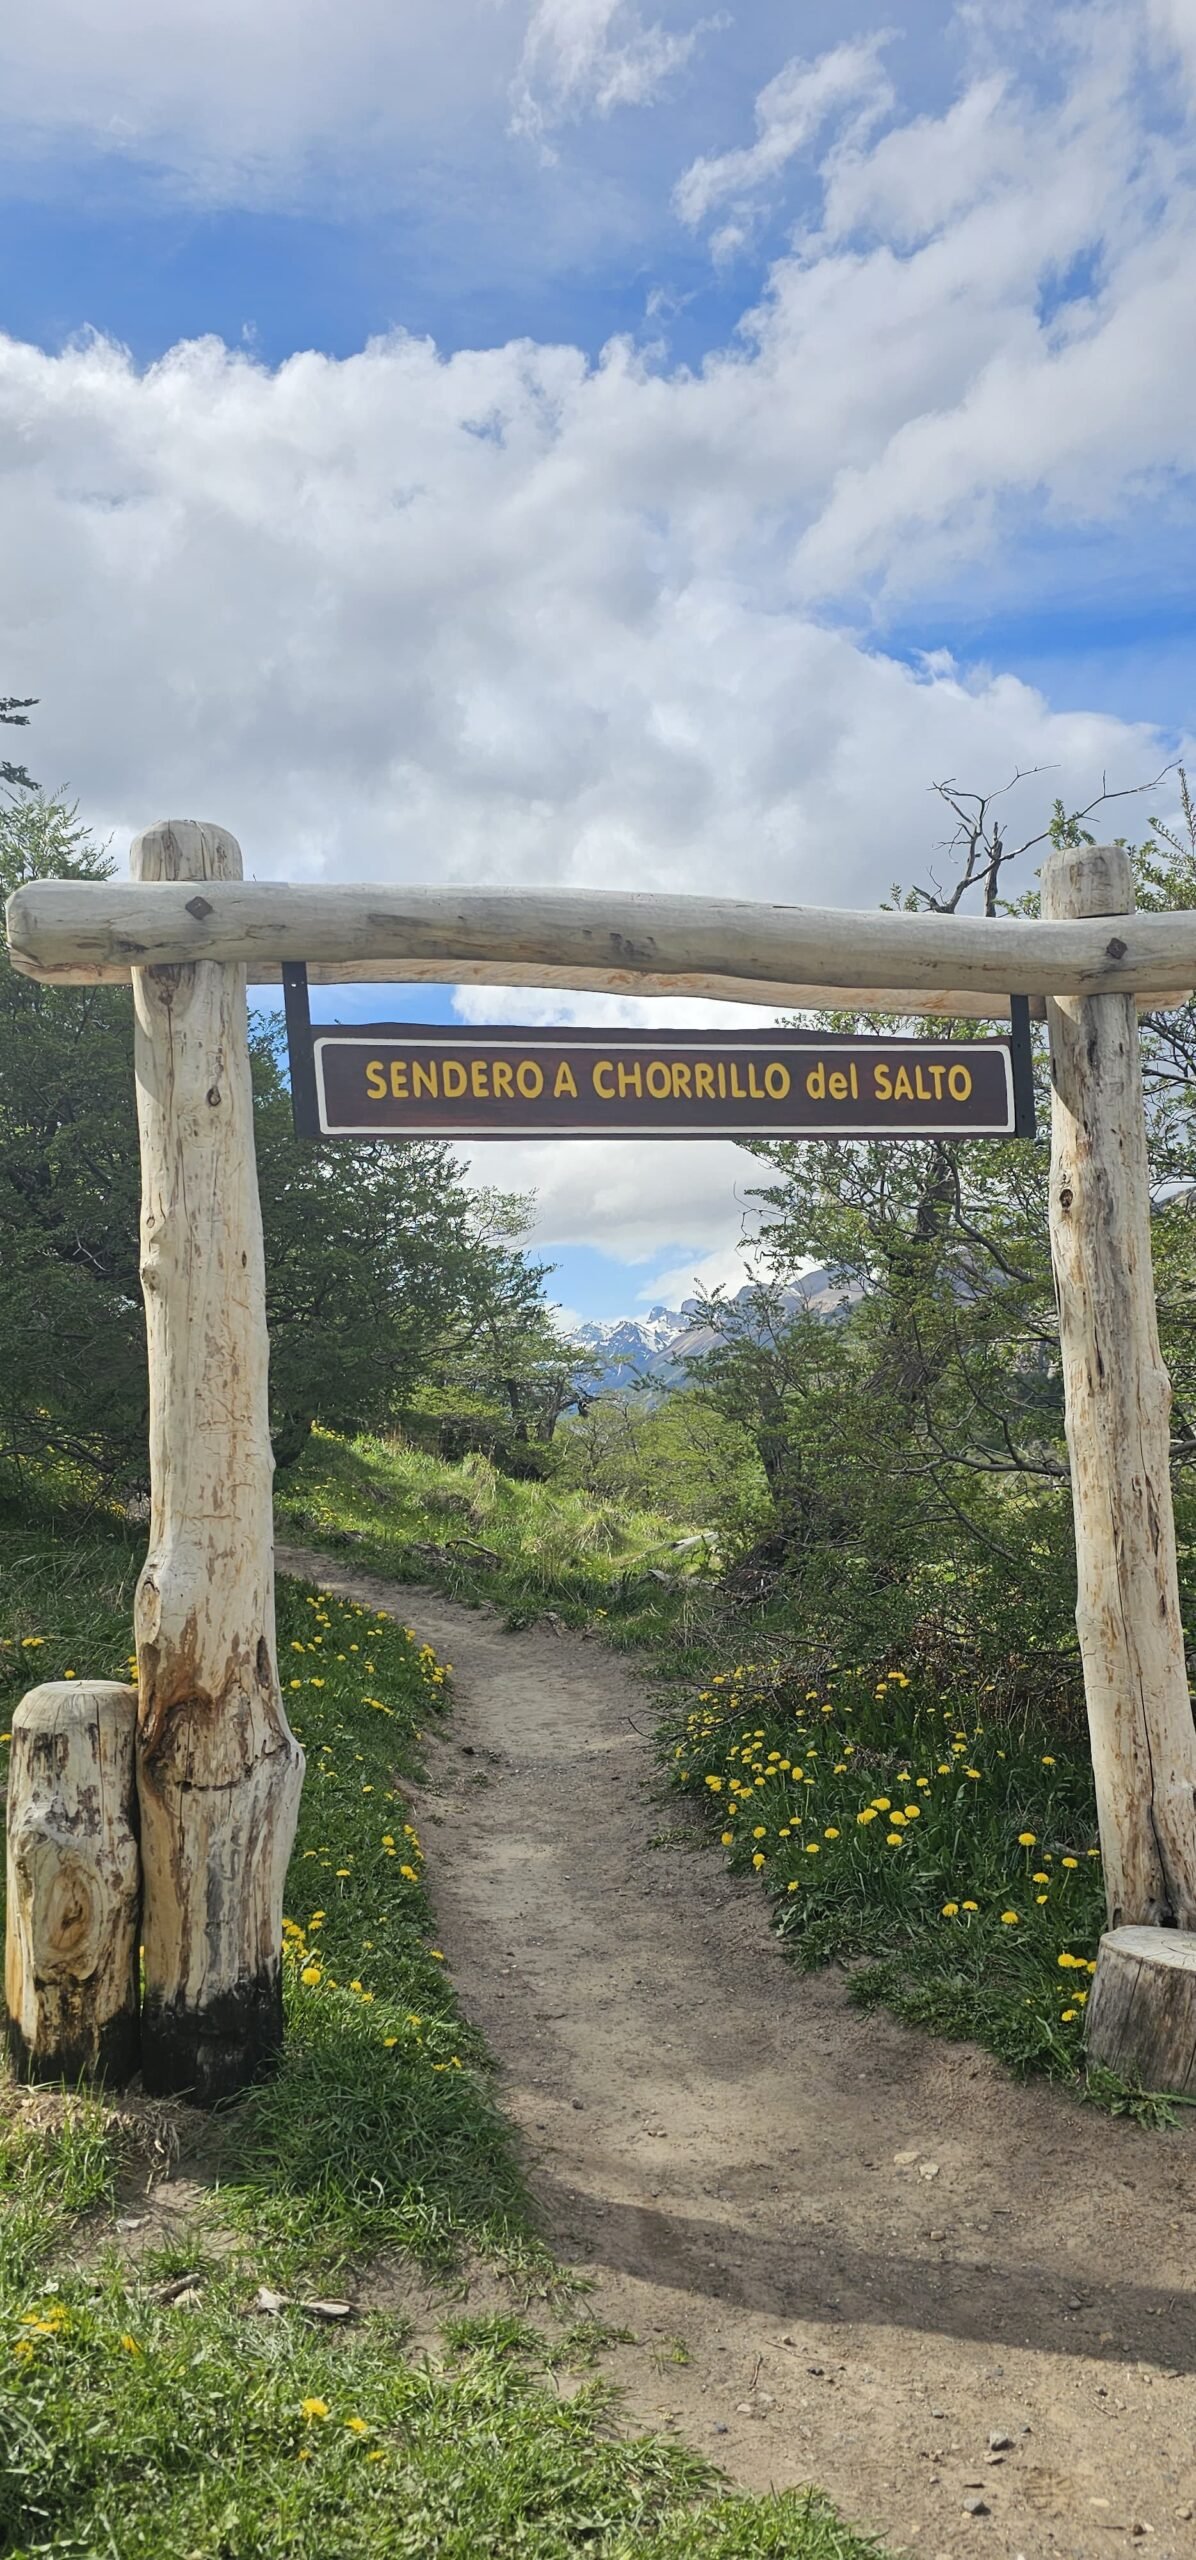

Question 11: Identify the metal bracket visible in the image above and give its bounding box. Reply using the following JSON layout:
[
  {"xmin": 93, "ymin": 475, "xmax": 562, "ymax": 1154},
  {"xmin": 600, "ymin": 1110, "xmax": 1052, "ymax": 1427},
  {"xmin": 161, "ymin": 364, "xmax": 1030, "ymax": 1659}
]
[
  {"xmin": 281, "ymin": 962, "xmax": 321, "ymax": 1140},
  {"xmin": 1008, "ymin": 994, "xmax": 1037, "ymax": 1140}
]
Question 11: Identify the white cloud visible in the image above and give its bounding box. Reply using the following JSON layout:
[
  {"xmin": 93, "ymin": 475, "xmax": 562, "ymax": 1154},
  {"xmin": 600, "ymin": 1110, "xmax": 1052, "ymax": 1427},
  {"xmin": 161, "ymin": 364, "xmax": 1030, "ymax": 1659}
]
[
  {"xmin": 511, "ymin": 0, "xmax": 710, "ymax": 144},
  {"xmin": 1147, "ymin": 0, "xmax": 1196, "ymax": 88},
  {"xmin": 460, "ymin": 1134, "xmax": 763, "ymax": 1268},
  {"xmin": 4, "ymin": 2, "xmax": 1195, "ymax": 1297},
  {"xmin": 674, "ymin": 35, "xmax": 893, "ymax": 241}
]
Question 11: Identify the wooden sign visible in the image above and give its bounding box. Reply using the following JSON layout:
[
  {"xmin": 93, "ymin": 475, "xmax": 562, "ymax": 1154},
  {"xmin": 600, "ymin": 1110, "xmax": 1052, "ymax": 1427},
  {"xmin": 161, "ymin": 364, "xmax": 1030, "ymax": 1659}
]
[{"xmin": 282, "ymin": 979, "xmax": 1034, "ymax": 1142}]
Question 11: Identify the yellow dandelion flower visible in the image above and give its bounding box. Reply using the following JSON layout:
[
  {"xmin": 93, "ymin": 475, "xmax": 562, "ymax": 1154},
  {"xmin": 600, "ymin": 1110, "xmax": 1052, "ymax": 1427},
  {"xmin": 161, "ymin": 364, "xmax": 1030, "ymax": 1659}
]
[
  {"xmin": 301, "ymin": 2397, "xmax": 329, "ymax": 2422},
  {"xmin": 941, "ymin": 1902, "xmax": 959, "ymax": 1917}
]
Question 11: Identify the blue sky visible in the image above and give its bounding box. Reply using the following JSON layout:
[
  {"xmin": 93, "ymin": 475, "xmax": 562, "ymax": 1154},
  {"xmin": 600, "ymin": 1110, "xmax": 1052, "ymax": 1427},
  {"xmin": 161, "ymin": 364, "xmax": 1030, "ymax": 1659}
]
[{"xmin": 5, "ymin": 0, "xmax": 1196, "ymax": 1318}]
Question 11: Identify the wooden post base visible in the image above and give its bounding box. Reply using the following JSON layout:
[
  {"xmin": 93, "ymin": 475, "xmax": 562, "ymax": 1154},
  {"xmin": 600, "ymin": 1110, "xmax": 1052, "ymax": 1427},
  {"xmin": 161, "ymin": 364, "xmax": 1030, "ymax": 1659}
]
[
  {"xmin": 1085, "ymin": 1926, "xmax": 1196, "ymax": 2095},
  {"xmin": 4, "ymin": 1683, "xmax": 141, "ymax": 2088}
]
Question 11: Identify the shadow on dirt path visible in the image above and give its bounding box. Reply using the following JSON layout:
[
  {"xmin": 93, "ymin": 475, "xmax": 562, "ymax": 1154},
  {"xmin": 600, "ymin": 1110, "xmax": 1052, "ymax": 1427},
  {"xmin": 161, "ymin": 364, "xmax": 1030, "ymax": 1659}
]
[{"xmin": 277, "ymin": 1549, "xmax": 1196, "ymax": 2559}]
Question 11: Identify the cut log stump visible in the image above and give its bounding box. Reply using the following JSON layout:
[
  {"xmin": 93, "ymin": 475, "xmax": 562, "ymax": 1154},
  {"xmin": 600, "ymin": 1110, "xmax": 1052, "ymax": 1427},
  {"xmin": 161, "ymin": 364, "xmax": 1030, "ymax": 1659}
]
[
  {"xmin": 1085, "ymin": 1927, "xmax": 1196, "ymax": 2096},
  {"xmin": 4, "ymin": 1682, "xmax": 140, "ymax": 2087}
]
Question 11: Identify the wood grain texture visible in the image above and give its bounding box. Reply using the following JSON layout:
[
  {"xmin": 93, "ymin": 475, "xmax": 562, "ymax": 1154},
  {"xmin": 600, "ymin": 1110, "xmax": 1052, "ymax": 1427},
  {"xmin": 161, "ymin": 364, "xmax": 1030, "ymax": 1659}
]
[
  {"xmin": 7, "ymin": 865, "xmax": 1196, "ymax": 998},
  {"xmin": 1043, "ymin": 844, "xmax": 1196, "ymax": 1932},
  {"xmin": 132, "ymin": 821, "xmax": 304, "ymax": 2103},
  {"xmin": 1085, "ymin": 1925, "xmax": 1196, "ymax": 2093},
  {"xmin": 4, "ymin": 1682, "xmax": 140, "ymax": 2086}
]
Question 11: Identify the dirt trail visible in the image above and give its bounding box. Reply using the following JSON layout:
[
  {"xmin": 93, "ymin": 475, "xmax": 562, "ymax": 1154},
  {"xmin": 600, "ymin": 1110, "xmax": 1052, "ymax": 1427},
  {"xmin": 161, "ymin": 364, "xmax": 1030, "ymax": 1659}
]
[{"xmin": 278, "ymin": 1550, "xmax": 1196, "ymax": 2559}]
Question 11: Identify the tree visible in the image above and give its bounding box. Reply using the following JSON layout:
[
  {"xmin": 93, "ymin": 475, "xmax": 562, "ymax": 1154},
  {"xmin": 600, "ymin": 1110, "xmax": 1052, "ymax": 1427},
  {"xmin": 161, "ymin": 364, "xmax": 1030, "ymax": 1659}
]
[
  {"xmin": 1, "ymin": 696, "xmax": 38, "ymax": 793},
  {"xmin": 0, "ymin": 793, "xmax": 560, "ymax": 1492},
  {"xmin": 691, "ymin": 767, "xmax": 1196, "ymax": 1700}
]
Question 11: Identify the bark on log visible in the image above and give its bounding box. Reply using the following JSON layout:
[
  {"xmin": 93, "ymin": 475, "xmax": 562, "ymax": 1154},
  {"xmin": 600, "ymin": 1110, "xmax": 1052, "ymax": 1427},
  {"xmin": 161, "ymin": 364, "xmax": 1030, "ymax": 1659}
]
[
  {"xmin": 132, "ymin": 820, "xmax": 304, "ymax": 2104},
  {"xmin": 1042, "ymin": 843, "xmax": 1196, "ymax": 1933},
  {"xmin": 4, "ymin": 1682, "xmax": 140, "ymax": 2086},
  {"xmin": 7, "ymin": 870, "xmax": 1196, "ymax": 998},
  {"xmin": 1084, "ymin": 1926, "xmax": 1196, "ymax": 2094}
]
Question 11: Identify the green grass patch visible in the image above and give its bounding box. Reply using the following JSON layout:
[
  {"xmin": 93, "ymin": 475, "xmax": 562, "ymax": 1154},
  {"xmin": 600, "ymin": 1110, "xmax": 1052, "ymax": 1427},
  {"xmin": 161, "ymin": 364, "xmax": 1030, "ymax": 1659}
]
[
  {"xmin": 668, "ymin": 1656, "xmax": 1107, "ymax": 2085},
  {"xmin": 276, "ymin": 1429, "xmax": 714, "ymax": 1637},
  {"xmin": 1, "ymin": 1498, "xmax": 888, "ymax": 2557}
]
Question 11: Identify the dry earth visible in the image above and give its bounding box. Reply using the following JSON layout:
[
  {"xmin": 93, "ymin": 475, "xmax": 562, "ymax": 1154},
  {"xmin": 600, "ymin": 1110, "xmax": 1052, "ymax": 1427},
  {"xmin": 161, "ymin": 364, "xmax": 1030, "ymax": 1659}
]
[{"xmin": 277, "ymin": 1551, "xmax": 1196, "ymax": 2560}]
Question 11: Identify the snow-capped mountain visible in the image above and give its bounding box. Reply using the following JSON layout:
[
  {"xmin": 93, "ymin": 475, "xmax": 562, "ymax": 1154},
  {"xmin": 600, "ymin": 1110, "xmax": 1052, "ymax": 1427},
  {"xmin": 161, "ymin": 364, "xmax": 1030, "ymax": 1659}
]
[{"xmin": 569, "ymin": 1269, "xmax": 861, "ymax": 1393}]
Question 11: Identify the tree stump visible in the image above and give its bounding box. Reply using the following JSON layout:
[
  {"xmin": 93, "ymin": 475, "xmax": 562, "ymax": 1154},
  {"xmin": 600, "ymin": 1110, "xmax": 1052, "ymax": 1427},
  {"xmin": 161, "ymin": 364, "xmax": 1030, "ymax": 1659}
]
[
  {"xmin": 132, "ymin": 820, "xmax": 304, "ymax": 2103},
  {"xmin": 1085, "ymin": 1927, "xmax": 1196, "ymax": 2095},
  {"xmin": 4, "ymin": 1682, "xmax": 140, "ymax": 2086}
]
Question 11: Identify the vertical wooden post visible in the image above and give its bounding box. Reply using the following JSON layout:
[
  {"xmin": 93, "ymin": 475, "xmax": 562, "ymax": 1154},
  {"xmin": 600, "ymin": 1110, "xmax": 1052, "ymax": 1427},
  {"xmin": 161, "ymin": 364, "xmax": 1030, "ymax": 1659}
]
[
  {"xmin": 132, "ymin": 820, "xmax": 304, "ymax": 2103},
  {"xmin": 5, "ymin": 1683, "xmax": 140, "ymax": 2086},
  {"xmin": 1042, "ymin": 844, "xmax": 1196, "ymax": 2062}
]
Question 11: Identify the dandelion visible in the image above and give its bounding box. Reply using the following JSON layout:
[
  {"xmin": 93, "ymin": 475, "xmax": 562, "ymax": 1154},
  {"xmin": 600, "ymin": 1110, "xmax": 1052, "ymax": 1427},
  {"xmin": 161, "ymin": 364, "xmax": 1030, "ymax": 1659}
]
[
  {"xmin": 1061, "ymin": 1856, "xmax": 1079, "ymax": 1870},
  {"xmin": 941, "ymin": 1902, "xmax": 959, "ymax": 1917},
  {"xmin": 823, "ymin": 1826, "xmax": 840, "ymax": 1839},
  {"xmin": 300, "ymin": 1965, "xmax": 322, "ymax": 1987},
  {"xmin": 886, "ymin": 1832, "xmax": 903, "ymax": 1847},
  {"xmin": 752, "ymin": 1851, "xmax": 766, "ymax": 1870},
  {"xmin": 871, "ymin": 1797, "xmax": 891, "ymax": 1813},
  {"xmin": 1032, "ymin": 1872, "xmax": 1049, "ymax": 1885},
  {"xmin": 1018, "ymin": 1832, "xmax": 1037, "ymax": 1847},
  {"xmin": 301, "ymin": 2398, "xmax": 330, "ymax": 2422},
  {"xmin": 345, "ymin": 2416, "xmax": 370, "ymax": 2436},
  {"xmin": 1041, "ymin": 1755, "xmax": 1056, "ymax": 1767},
  {"xmin": 805, "ymin": 1842, "xmax": 820, "ymax": 1855},
  {"xmin": 857, "ymin": 1807, "xmax": 878, "ymax": 1825},
  {"xmin": 961, "ymin": 1899, "xmax": 978, "ymax": 1911},
  {"xmin": 119, "ymin": 2334, "xmax": 142, "ymax": 2356},
  {"xmin": 1061, "ymin": 2008, "xmax": 1077, "ymax": 2022}
]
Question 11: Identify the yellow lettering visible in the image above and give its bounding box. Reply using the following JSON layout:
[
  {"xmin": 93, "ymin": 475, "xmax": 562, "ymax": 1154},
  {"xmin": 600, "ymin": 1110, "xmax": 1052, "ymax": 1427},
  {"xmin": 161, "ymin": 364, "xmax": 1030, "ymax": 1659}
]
[
  {"xmin": 948, "ymin": 1063, "xmax": 972, "ymax": 1102},
  {"xmin": 806, "ymin": 1060, "xmax": 826, "ymax": 1099},
  {"xmin": 695, "ymin": 1061, "xmax": 716, "ymax": 1099},
  {"xmin": 747, "ymin": 1063, "xmax": 764, "ymax": 1099},
  {"xmin": 764, "ymin": 1061, "xmax": 791, "ymax": 1100},
  {"xmin": 717, "ymin": 1062, "xmax": 727, "ymax": 1098},
  {"xmin": 593, "ymin": 1060, "xmax": 615, "ymax": 1100},
  {"xmin": 730, "ymin": 1064, "xmax": 746, "ymax": 1100},
  {"xmin": 671, "ymin": 1062, "xmax": 693, "ymax": 1099},
  {"xmin": 850, "ymin": 1061, "xmax": 859, "ymax": 1099},
  {"xmin": 517, "ymin": 1059, "xmax": 544, "ymax": 1099},
  {"xmin": 389, "ymin": 1060, "xmax": 409, "ymax": 1099},
  {"xmin": 618, "ymin": 1061, "xmax": 643, "ymax": 1097},
  {"xmin": 646, "ymin": 1060, "xmax": 671, "ymax": 1099},
  {"xmin": 893, "ymin": 1065, "xmax": 914, "ymax": 1101},
  {"xmin": 471, "ymin": 1059, "xmax": 490, "ymax": 1099},
  {"xmin": 828, "ymin": 1069, "xmax": 848, "ymax": 1101},
  {"xmin": 928, "ymin": 1062, "xmax": 945, "ymax": 1100},
  {"xmin": 413, "ymin": 1060, "xmax": 438, "ymax": 1099},
  {"xmin": 553, "ymin": 1060, "xmax": 579, "ymax": 1099},
  {"xmin": 365, "ymin": 1058, "xmax": 386, "ymax": 1099},
  {"xmin": 873, "ymin": 1062, "xmax": 892, "ymax": 1100},
  {"xmin": 443, "ymin": 1060, "xmax": 466, "ymax": 1099},
  {"xmin": 493, "ymin": 1059, "xmax": 514, "ymax": 1099},
  {"xmin": 914, "ymin": 1065, "xmax": 930, "ymax": 1101}
]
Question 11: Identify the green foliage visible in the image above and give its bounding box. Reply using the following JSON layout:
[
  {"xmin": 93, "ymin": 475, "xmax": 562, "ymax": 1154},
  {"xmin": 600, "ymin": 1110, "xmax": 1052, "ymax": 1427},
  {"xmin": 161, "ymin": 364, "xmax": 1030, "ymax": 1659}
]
[
  {"xmin": 668, "ymin": 1656, "xmax": 1106, "ymax": 2085},
  {"xmin": 0, "ymin": 695, "xmax": 37, "ymax": 792},
  {"xmin": 556, "ymin": 1389, "xmax": 770, "ymax": 1551},
  {"xmin": 0, "ymin": 794, "xmax": 561, "ymax": 1490}
]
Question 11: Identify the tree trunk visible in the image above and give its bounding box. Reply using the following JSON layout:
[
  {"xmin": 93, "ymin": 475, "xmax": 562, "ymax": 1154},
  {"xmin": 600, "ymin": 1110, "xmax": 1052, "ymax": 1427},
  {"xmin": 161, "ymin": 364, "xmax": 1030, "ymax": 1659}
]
[
  {"xmin": 1042, "ymin": 844, "xmax": 1196, "ymax": 1937},
  {"xmin": 132, "ymin": 820, "xmax": 304, "ymax": 2104},
  {"xmin": 5, "ymin": 1682, "xmax": 140, "ymax": 2086}
]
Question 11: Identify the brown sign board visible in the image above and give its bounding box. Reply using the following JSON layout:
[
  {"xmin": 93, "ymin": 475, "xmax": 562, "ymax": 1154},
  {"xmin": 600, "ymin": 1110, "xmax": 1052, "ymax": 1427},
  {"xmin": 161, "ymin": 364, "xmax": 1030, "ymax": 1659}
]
[{"xmin": 290, "ymin": 1020, "xmax": 1028, "ymax": 1141}]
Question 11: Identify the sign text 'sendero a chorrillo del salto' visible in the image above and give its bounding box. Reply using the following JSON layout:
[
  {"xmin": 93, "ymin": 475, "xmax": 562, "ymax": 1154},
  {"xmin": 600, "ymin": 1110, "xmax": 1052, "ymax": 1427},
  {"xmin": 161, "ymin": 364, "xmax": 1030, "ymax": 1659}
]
[{"xmin": 296, "ymin": 1023, "xmax": 1024, "ymax": 1140}]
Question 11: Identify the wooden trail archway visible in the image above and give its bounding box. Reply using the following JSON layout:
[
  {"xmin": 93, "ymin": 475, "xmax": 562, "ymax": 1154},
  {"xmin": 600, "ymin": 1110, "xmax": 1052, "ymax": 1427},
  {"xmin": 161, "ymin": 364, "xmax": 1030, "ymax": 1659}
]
[{"xmin": 5, "ymin": 820, "xmax": 1196, "ymax": 2101}]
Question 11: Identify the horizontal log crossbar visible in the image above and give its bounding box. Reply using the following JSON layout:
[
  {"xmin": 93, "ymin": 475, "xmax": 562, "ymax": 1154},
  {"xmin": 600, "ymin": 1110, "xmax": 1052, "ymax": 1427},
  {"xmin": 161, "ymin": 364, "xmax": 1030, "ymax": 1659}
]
[{"xmin": 6, "ymin": 875, "xmax": 1196, "ymax": 1014}]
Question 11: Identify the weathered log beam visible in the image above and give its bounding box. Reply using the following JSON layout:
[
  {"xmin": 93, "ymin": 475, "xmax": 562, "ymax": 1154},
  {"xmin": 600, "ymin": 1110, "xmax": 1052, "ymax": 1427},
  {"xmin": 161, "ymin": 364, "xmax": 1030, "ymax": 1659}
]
[
  {"xmin": 4, "ymin": 1682, "xmax": 140, "ymax": 2087},
  {"xmin": 132, "ymin": 820, "xmax": 305, "ymax": 2104},
  {"xmin": 1043, "ymin": 843, "xmax": 1196, "ymax": 1942},
  {"xmin": 1084, "ymin": 1926, "xmax": 1196, "ymax": 2095},
  {"xmin": 8, "ymin": 865, "xmax": 1196, "ymax": 999}
]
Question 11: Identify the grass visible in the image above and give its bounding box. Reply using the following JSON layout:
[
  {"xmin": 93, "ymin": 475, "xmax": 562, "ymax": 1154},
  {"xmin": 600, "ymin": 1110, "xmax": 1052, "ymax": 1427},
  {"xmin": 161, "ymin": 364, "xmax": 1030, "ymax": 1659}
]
[
  {"xmin": 666, "ymin": 1654, "xmax": 1110, "ymax": 2085},
  {"xmin": 275, "ymin": 1429, "xmax": 717, "ymax": 1638},
  {"xmin": 0, "ymin": 1491, "xmax": 887, "ymax": 2559}
]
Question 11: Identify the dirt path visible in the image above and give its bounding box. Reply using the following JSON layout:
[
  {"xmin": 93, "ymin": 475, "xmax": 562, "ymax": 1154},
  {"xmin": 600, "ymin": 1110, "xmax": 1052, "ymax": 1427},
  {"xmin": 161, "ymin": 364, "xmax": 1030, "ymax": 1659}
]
[{"xmin": 278, "ymin": 1551, "xmax": 1196, "ymax": 2559}]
